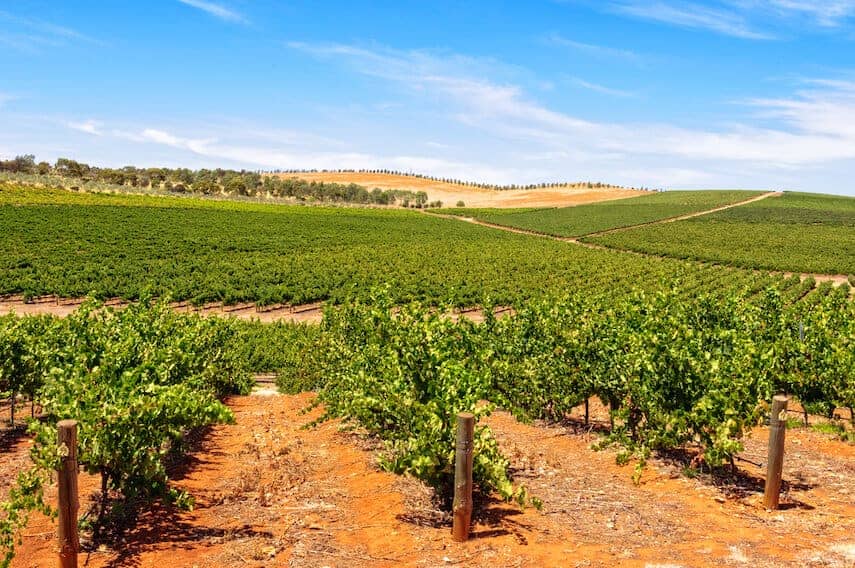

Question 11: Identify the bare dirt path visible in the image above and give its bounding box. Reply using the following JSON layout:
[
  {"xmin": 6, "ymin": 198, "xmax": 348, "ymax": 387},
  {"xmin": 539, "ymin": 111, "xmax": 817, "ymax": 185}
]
[
  {"xmin": 0, "ymin": 296, "xmax": 513, "ymax": 324},
  {"xmin": 427, "ymin": 193, "xmax": 851, "ymax": 286},
  {"xmin": 0, "ymin": 190, "xmax": 846, "ymax": 324},
  {"xmin": 4, "ymin": 391, "xmax": 853, "ymax": 568},
  {"xmin": 582, "ymin": 191, "xmax": 783, "ymax": 238}
]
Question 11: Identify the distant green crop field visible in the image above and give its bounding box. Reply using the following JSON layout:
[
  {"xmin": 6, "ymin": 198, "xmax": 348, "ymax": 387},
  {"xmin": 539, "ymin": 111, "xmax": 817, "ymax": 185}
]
[
  {"xmin": 443, "ymin": 190, "xmax": 763, "ymax": 237},
  {"xmin": 588, "ymin": 192, "xmax": 855, "ymax": 275},
  {"xmin": 1, "ymin": 182, "xmax": 750, "ymax": 306}
]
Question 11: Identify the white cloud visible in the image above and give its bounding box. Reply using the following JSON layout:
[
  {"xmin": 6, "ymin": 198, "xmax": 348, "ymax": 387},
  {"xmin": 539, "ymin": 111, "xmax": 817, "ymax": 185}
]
[
  {"xmin": 598, "ymin": 1, "xmax": 855, "ymax": 38},
  {"xmin": 67, "ymin": 120, "xmax": 103, "ymax": 136},
  {"xmin": 542, "ymin": 33, "xmax": 641, "ymax": 61},
  {"xmin": 611, "ymin": 1, "xmax": 772, "ymax": 39},
  {"xmin": 139, "ymin": 128, "xmax": 216, "ymax": 155},
  {"xmin": 0, "ymin": 10, "xmax": 103, "ymax": 49},
  {"xmin": 70, "ymin": 123, "xmax": 523, "ymax": 183},
  {"xmin": 0, "ymin": 93, "xmax": 15, "ymax": 108},
  {"xmin": 568, "ymin": 77, "xmax": 636, "ymax": 98},
  {"xmin": 176, "ymin": 0, "xmax": 246, "ymax": 23},
  {"xmin": 289, "ymin": 42, "xmax": 855, "ymax": 168},
  {"xmin": 40, "ymin": 44, "xmax": 855, "ymax": 194},
  {"xmin": 764, "ymin": 0, "xmax": 855, "ymax": 26},
  {"xmin": 426, "ymin": 141, "xmax": 453, "ymax": 149}
]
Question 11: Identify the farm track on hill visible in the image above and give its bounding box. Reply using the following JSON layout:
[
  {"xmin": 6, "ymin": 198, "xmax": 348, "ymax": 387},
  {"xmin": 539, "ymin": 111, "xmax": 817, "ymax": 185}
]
[
  {"xmin": 581, "ymin": 191, "xmax": 783, "ymax": 237},
  {"xmin": 426, "ymin": 191, "xmax": 851, "ymax": 287}
]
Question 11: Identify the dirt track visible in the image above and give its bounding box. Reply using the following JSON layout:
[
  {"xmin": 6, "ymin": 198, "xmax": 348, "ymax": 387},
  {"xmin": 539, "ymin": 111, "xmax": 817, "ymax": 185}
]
[
  {"xmin": 4, "ymin": 390, "xmax": 853, "ymax": 567},
  {"xmin": 0, "ymin": 296, "xmax": 513, "ymax": 324},
  {"xmin": 428, "ymin": 193, "xmax": 851, "ymax": 287},
  {"xmin": 582, "ymin": 191, "xmax": 784, "ymax": 237},
  {"xmin": 0, "ymin": 190, "xmax": 848, "ymax": 324}
]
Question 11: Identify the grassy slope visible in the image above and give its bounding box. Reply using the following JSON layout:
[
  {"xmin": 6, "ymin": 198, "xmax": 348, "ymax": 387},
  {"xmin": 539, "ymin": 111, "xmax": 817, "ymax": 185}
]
[
  {"xmin": 443, "ymin": 190, "xmax": 763, "ymax": 237},
  {"xmin": 588, "ymin": 192, "xmax": 855, "ymax": 275},
  {"xmin": 0, "ymin": 182, "xmax": 734, "ymax": 306}
]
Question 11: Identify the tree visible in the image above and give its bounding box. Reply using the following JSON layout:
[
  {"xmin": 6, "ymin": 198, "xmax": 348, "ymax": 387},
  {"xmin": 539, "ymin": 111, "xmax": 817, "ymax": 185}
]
[{"xmin": 55, "ymin": 158, "xmax": 88, "ymax": 178}]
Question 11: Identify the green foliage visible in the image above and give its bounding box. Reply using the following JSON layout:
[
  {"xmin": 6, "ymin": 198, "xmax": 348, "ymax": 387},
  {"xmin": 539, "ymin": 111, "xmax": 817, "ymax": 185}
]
[
  {"xmin": 446, "ymin": 191, "xmax": 762, "ymax": 237},
  {"xmin": 0, "ymin": 468, "xmax": 53, "ymax": 568},
  {"xmin": 487, "ymin": 290, "xmax": 779, "ymax": 467},
  {"xmin": 811, "ymin": 422, "xmax": 855, "ymax": 443},
  {"xmin": 309, "ymin": 286, "xmax": 852, "ymax": 494},
  {"xmin": 0, "ymin": 314, "xmax": 58, "ymax": 424},
  {"xmin": 0, "ymin": 181, "xmax": 766, "ymax": 307},
  {"xmin": 313, "ymin": 292, "xmax": 529, "ymax": 505},
  {"xmin": 1, "ymin": 165, "xmax": 429, "ymax": 206},
  {"xmin": 589, "ymin": 192, "xmax": 855, "ymax": 274},
  {"xmin": 0, "ymin": 299, "xmax": 252, "ymax": 565},
  {"xmin": 228, "ymin": 320, "xmax": 324, "ymax": 393}
]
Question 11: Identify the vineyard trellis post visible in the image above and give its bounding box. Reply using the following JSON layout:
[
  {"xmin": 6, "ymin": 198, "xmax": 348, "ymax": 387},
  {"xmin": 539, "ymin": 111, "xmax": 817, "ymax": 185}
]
[
  {"xmin": 58, "ymin": 419, "xmax": 79, "ymax": 568},
  {"xmin": 763, "ymin": 395, "xmax": 788, "ymax": 510},
  {"xmin": 452, "ymin": 412, "xmax": 474, "ymax": 542}
]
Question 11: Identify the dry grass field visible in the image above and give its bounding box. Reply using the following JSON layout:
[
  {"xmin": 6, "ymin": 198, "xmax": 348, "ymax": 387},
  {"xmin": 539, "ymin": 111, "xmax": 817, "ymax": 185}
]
[{"xmin": 276, "ymin": 172, "xmax": 646, "ymax": 208}]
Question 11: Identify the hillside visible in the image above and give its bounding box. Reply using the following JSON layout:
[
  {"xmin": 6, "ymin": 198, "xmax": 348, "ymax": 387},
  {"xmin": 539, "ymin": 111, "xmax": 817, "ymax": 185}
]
[
  {"xmin": 274, "ymin": 171, "xmax": 647, "ymax": 208},
  {"xmin": 589, "ymin": 191, "xmax": 855, "ymax": 275},
  {"xmin": 443, "ymin": 190, "xmax": 766, "ymax": 237}
]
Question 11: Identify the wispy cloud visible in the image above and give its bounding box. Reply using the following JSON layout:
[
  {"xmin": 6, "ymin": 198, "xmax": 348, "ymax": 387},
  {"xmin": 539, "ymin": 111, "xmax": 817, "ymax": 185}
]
[
  {"xmin": 176, "ymin": 0, "xmax": 247, "ymax": 23},
  {"xmin": 47, "ymin": 42, "xmax": 855, "ymax": 192},
  {"xmin": 88, "ymin": 123, "xmax": 521, "ymax": 181},
  {"xmin": 764, "ymin": 0, "xmax": 855, "ymax": 26},
  {"xmin": 426, "ymin": 141, "xmax": 454, "ymax": 150},
  {"xmin": 597, "ymin": 1, "xmax": 855, "ymax": 38},
  {"xmin": 67, "ymin": 120, "xmax": 104, "ymax": 136},
  {"xmin": 567, "ymin": 77, "xmax": 636, "ymax": 97},
  {"xmin": 0, "ymin": 10, "xmax": 104, "ymax": 50},
  {"xmin": 289, "ymin": 42, "xmax": 855, "ymax": 168},
  {"xmin": 611, "ymin": 1, "xmax": 772, "ymax": 39},
  {"xmin": 0, "ymin": 93, "xmax": 16, "ymax": 108},
  {"xmin": 542, "ymin": 33, "xmax": 640, "ymax": 61}
]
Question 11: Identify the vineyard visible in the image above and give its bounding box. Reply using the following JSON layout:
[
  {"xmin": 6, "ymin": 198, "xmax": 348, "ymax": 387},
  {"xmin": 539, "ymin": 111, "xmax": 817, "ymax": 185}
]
[
  {"xmin": 588, "ymin": 192, "xmax": 855, "ymax": 275},
  {"xmin": 1, "ymin": 285, "xmax": 853, "ymax": 566},
  {"xmin": 0, "ymin": 300, "xmax": 253, "ymax": 566},
  {"xmin": 444, "ymin": 190, "xmax": 763, "ymax": 237},
  {"xmin": 0, "ymin": 182, "xmax": 783, "ymax": 307},
  {"xmin": 1, "ymin": 181, "xmax": 853, "ymax": 567}
]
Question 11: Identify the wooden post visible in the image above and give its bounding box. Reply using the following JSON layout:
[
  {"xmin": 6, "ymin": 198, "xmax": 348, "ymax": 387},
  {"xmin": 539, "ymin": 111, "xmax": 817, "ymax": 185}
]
[
  {"xmin": 57, "ymin": 420, "xmax": 79, "ymax": 568},
  {"xmin": 452, "ymin": 412, "xmax": 474, "ymax": 542},
  {"xmin": 763, "ymin": 395, "xmax": 788, "ymax": 510}
]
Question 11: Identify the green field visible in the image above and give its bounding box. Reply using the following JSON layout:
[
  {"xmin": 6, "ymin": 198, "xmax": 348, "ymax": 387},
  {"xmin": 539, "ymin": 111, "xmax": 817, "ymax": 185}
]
[
  {"xmin": 1, "ymin": 182, "xmax": 755, "ymax": 306},
  {"xmin": 588, "ymin": 192, "xmax": 855, "ymax": 275},
  {"xmin": 444, "ymin": 190, "xmax": 762, "ymax": 237}
]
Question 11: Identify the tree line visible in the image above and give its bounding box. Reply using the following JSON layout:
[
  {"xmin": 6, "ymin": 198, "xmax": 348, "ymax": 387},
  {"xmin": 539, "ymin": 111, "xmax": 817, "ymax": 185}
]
[
  {"xmin": 272, "ymin": 167, "xmax": 653, "ymax": 191},
  {"xmin": 0, "ymin": 155, "xmax": 437, "ymax": 207}
]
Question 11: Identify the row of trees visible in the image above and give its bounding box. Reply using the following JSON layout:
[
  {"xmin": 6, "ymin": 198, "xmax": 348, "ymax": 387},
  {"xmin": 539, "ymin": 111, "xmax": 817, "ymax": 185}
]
[
  {"xmin": 0, "ymin": 155, "xmax": 661, "ymax": 197},
  {"xmin": 272, "ymin": 168, "xmax": 649, "ymax": 192},
  {"xmin": 0, "ymin": 155, "xmax": 439, "ymax": 207}
]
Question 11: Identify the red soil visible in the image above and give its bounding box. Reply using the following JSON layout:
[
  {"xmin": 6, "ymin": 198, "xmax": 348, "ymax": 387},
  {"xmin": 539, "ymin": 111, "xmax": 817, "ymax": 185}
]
[{"xmin": 2, "ymin": 392, "xmax": 853, "ymax": 568}]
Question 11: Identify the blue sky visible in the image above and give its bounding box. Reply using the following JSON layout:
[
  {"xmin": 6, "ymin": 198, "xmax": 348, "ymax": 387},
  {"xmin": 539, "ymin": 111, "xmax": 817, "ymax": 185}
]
[{"xmin": 2, "ymin": 1, "xmax": 855, "ymax": 194}]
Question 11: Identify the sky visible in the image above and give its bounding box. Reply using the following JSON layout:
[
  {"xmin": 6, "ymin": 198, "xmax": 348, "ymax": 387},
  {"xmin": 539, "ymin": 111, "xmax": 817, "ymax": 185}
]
[{"xmin": 2, "ymin": 1, "xmax": 855, "ymax": 194}]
